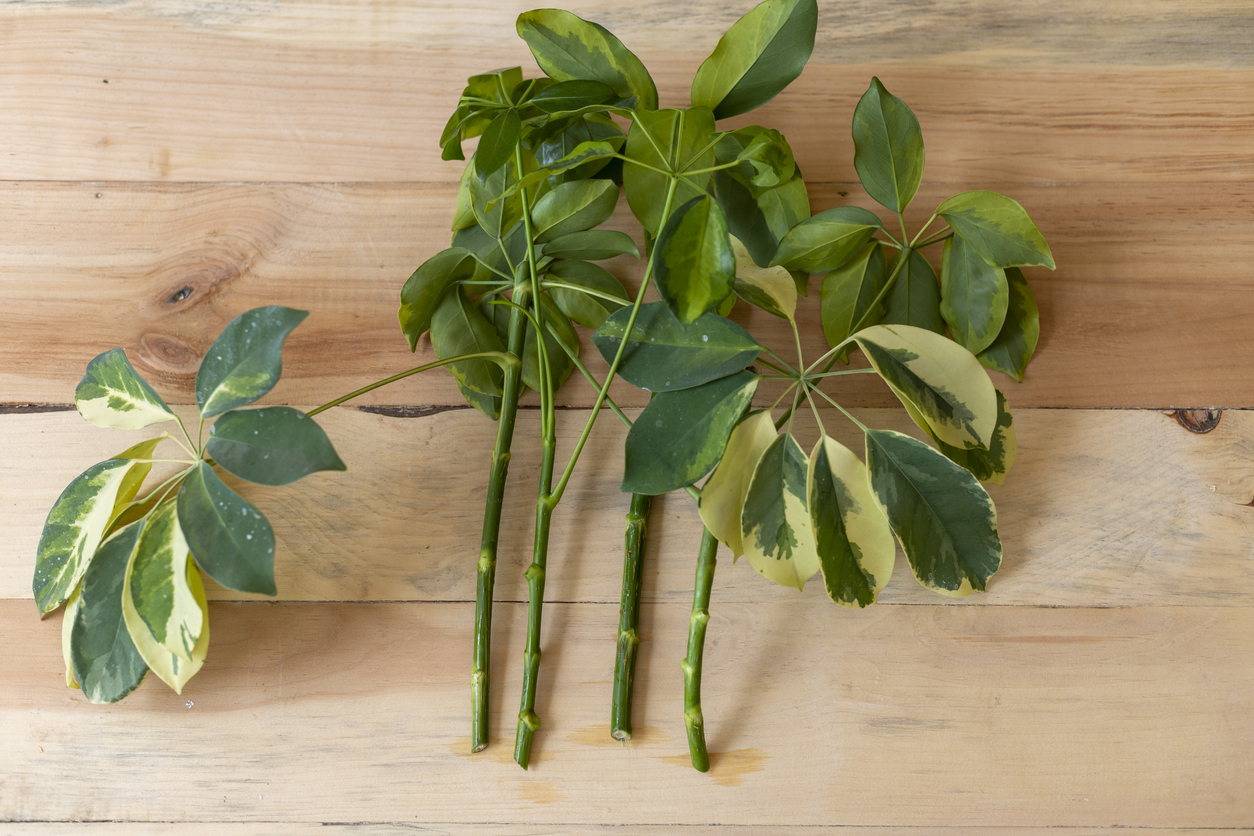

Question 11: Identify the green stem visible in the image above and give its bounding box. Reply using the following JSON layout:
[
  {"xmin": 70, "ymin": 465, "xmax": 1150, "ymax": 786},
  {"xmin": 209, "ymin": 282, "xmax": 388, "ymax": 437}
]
[
  {"xmin": 305, "ymin": 352, "xmax": 518, "ymax": 417},
  {"xmin": 916, "ymin": 229, "xmax": 953, "ymax": 249},
  {"xmin": 611, "ymin": 492, "xmax": 651, "ymax": 741},
  {"xmin": 682, "ymin": 526, "xmax": 719, "ymax": 772},
  {"xmin": 810, "ymin": 386, "xmax": 870, "ymax": 432}
]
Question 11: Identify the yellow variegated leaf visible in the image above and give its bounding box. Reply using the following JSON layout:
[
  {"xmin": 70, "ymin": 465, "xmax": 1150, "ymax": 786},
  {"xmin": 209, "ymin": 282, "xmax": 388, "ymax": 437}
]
[
  {"xmin": 61, "ymin": 583, "xmax": 83, "ymax": 689},
  {"xmin": 128, "ymin": 502, "xmax": 203, "ymax": 661},
  {"xmin": 807, "ymin": 436, "xmax": 895, "ymax": 608},
  {"xmin": 852, "ymin": 324, "xmax": 997, "ymax": 450},
  {"xmin": 740, "ymin": 433, "xmax": 820, "ymax": 590},
  {"xmin": 730, "ymin": 236, "xmax": 797, "ymax": 321},
  {"xmin": 123, "ymin": 547, "xmax": 208, "ymax": 695},
  {"xmin": 698, "ymin": 410, "xmax": 776, "ymax": 558},
  {"xmin": 75, "ymin": 349, "xmax": 177, "ymax": 430}
]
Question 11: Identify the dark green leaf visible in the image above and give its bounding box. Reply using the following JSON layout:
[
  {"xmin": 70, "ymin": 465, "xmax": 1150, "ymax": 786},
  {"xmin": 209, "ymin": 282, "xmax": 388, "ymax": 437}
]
[
  {"xmin": 75, "ymin": 348, "xmax": 176, "ymax": 430},
  {"xmin": 516, "ymin": 9, "xmax": 659, "ymax": 110},
  {"xmin": 622, "ymin": 371, "xmax": 758, "ymax": 495},
  {"xmin": 771, "ymin": 206, "xmax": 882, "ymax": 273},
  {"xmin": 865, "ymin": 429, "xmax": 1001, "ymax": 596},
  {"xmin": 978, "ymin": 268, "xmax": 1040, "ymax": 382},
  {"xmin": 456, "ymin": 379, "xmax": 502, "ymax": 420},
  {"xmin": 529, "ymin": 179, "xmax": 619, "ymax": 243},
  {"xmin": 740, "ymin": 433, "xmax": 819, "ymax": 590},
  {"xmin": 909, "ymin": 388, "xmax": 1017, "ymax": 485},
  {"xmin": 70, "ymin": 520, "xmax": 148, "ymax": 704},
  {"xmin": 475, "ymin": 109, "xmax": 521, "ymax": 181},
  {"xmin": 713, "ymin": 166, "xmax": 810, "ymax": 269},
  {"xmin": 470, "ymin": 161, "xmax": 522, "ymax": 239},
  {"xmin": 207, "ymin": 407, "xmax": 346, "ymax": 487},
  {"xmin": 592, "ymin": 302, "xmax": 761, "ymax": 392},
  {"xmin": 398, "ymin": 247, "xmax": 480, "ymax": 349},
  {"xmin": 521, "ymin": 294, "xmax": 578, "ymax": 393},
  {"xmin": 177, "ymin": 462, "xmax": 277, "ymax": 596},
  {"xmin": 196, "ymin": 306, "xmax": 308, "ymax": 419},
  {"xmin": 941, "ymin": 233, "xmax": 1009, "ymax": 355},
  {"xmin": 534, "ymin": 112, "xmax": 625, "ymax": 183},
  {"xmin": 937, "ymin": 191, "xmax": 1055, "ymax": 269},
  {"xmin": 821, "ymin": 241, "xmax": 887, "ymax": 351},
  {"xmin": 465, "ymin": 67, "xmax": 524, "ymax": 104},
  {"xmin": 430, "ymin": 286, "xmax": 507, "ymax": 396},
  {"xmin": 852, "ymin": 77, "xmax": 925, "ymax": 213},
  {"xmin": 689, "ymin": 0, "xmax": 818, "ymax": 120},
  {"xmin": 653, "ymin": 194, "xmax": 736, "ymax": 323},
  {"xmin": 451, "ymin": 222, "xmax": 527, "ymax": 285},
  {"xmin": 546, "ymin": 259, "xmax": 628, "ymax": 328},
  {"xmin": 530, "ymin": 79, "xmax": 618, "ymax": 113},
  {"xmin": 808, "ymin": 436, "xmax": 895, "ymax": 607},
  {"xmin": 541, "ymin": 230, "xmax": 639, "ymax": 261},
  {"xmin": 883, "ymin": 249, "xmax": 945, "ymax": 335},
  {"xmin": 623, "ymin": 107, "xmax": 716, "ymax": 234}
]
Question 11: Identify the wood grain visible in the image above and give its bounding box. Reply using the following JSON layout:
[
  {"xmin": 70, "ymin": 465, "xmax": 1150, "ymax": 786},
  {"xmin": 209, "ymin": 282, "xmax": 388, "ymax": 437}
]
[
  {"xmin": 3, "ymin": 599, "xmax": 1251, "ymax": 826},
  {"xmin": 0, "ymin": 829, "xmax": 1236, "ymax": 836},
  {"xmin": 5, "ymin": 407, "xmax": 1253, "ymax": 607},
  {"xmin": 1, "ymin": 3, "xmax": 1251, "ymax": 183},
  {"xmin": 3, "ymin": 180, "xmax": 1252, "ymax": 409}
]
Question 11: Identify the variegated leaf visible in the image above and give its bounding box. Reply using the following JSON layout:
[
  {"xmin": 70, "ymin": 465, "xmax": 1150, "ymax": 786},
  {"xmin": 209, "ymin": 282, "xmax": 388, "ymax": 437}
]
[
  {"xmin": 698, "ymin": 409, "xmax": 776, "ymax": 558},
  {"xmin": 75, "ymin": 348, "xmax": 177, "ymax": 430},
  {"xmin": 196, "ymin": 306, "xmax": 309, "ymax": 419},
  {"xmin": 851, "ymin": 324, "xmax": 997, "ymax": 450},
  {"xmin": 127, "ymin": 501, "xmax": 203, "ymax": 660},
  {"xmin": 124, "ymin": 534, "xmax": 209, "ymax": 694},
  {"xmin": 731, "ymin": 235, "xmax": 796, "ymax": 321},
  {"xmin": 808, "ymin": 436, "xmax": 895, "ymax": 607},
  {"xmin": 61, "ymin": 583, "xmax": 83, "ymax": 689},
  {"xmin": 741, "ymin": 433, "xmax": 820, "ymax": 590},
  {"xmin": 34, "ymin": 437, "xmax": 161, "ymax": 614}
]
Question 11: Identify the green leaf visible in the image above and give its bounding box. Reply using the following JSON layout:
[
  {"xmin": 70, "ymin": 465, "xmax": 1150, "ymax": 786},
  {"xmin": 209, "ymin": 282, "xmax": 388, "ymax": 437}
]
[
  {"xmin": 546, "ymin": 259, "xmax": 628, "ymax": 328},
  {"xmin": 451, "ymin": 222, "xmax": 527, "ymax": 285},
  {"xmin": 70, "ymin": 520, "xmax": 149, "ymax": 704},
  {"xmin": 196, "ymin": 306, "xmax": 309, "ymax": 419},
  {"xmin": 398, "ymin": 247, "xmax": 480, "ymax": 349},
  {"xmin": 940, "ymin": 234, "xmax": 1009, "ymax": 355},
  {"xmin": 475, "ymin": 109, "xmax": 521, "ymax": 181},
  {"xmin": 470, "ymin": 161, "xmax": 523, "ymax": 240},
  {"xmin": 698, "ymin": 409, "xmax": 776, "ymax": 557},
  {"xmin": 530, "ymin": 79, "xmax": 619, "ymax": 113},
  {"xmin": 690, "ymin": 0, "xmax": 818, "ymax": 120},
  {"xmin": 123, "ymin": 544, "xmax": 208, "ymax": 695},
  {"xmin": 653, "ymin": 195, "xmax": 736, "ymax": 324},
  {"xmin": 741, "ymin": 432, "xmax": 820, "ymax": 591},
  {"xmin": 125, "ymin": 501, "xmax": 202, "ymax": 660},
  {"xmin": 719, "ymin": 128, "xmax": 796, "ymax": 191},
  {"xmin": 714, "ymin": 166, "xmax": 810, "ymax": 270},
  {"xmin": 852, "ymin": 324, "xmax": 998, "ymax": 450},
  {"xmin": 62, "ymin": 583, "xmax": 83, "ymax": 688},
  {"xmin": 865, "ymin": 429, "xmax": 1001, "ymax": 596},
  {"xmin": 978, "ymin": 268, "xmax": 1039, "ymax": 382},
  {"xmin": 821, "ymin": 241, "xmax": 887, "ymax": 351},
  {"xmin": 883, "ymin": 248, "xmax": 945, "ymax": 335},
  {"xmin": 177, "ymin": 462, "xmax": 277, "ymax": 596},
  {"xmin": 623, "ymin": 107, "xmax": 717, "ymax": 234},
  {"xmin": 541, "ymin": 229, "xmax": 639, "ymax": 261},
  {"xmin": 33, "ymin": 438, "xmax": 161, "ymax": 615},
  {"xmin": 730, "ymin": 235, "xmax": 796, "ymax": 321},
  {"xmin": 465, "ymin": 67, "xmax": 524, "ymax": 104},
  {"xmin": 206, "ymin": 407, "xmax": 346, "ymax": 487},
  {"xmin": 521, "ymin": 294, "xmax": 578, "ymax": 393},
  {"xmin": 771, "ymin": 206, "xmax": 882, "ymax": 273},
  {"xmin": 808, "ymin": 436, "xmax": 895, "ymax": 607},
  {"xmin": 516, "ymin": 9, "xmax": 658, "ymax": 110},
  {"xmin": 907, "ymin": 388, "xmax": 1017, "ymax": 485},
  {"xmin": 533, "ymin": 112, "xmax": 624, "ymax": 182},
  {"xmin": 592, "ymin": 301, "xmax": 761, "ymax": 392},
  {"xmin": 622, "ymin": 371, "xmax": 758, "ymax": 495},
  {"xmin": 430, "ymin": 286, "xmax": 508, "ymax": 396},
  {"xmin": 452, "ymin": 161, "xmax": 478, "ymax": 231},
  {"xmin": 75, "ymin": 349, "xmax": 177, "ymax": 430},
  {"xmin": 937, "ymin": 191, "xmax": 1055, "ymax": 269},
  {"xmin": 852, "ymin": 77, "xmax": 925, "ymax": 213},
  {"xmin": 529, "ymin": 179, "xmax": 619, "ymax": 243},
  {"xmin": 456, "ymin": 379, "xmax": 502, "ymax": 420}
]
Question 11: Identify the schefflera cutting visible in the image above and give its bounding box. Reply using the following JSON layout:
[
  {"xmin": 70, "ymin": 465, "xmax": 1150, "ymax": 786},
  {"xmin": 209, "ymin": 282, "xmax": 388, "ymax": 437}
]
[
  {"xmin": 699, "ymin": 323, "xmax": 1008, "ymax": 605},
  {"xmin": 34, "ymin": 306, "xmax": 345, "ymax": 704}
]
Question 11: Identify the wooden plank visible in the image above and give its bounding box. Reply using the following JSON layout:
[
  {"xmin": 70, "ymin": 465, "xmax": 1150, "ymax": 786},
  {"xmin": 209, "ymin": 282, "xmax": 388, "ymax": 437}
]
[
  {"xmin": 4, "ymin": 407, "xmax": 1252, "ymax": 606},
  {"xmin": 1, "ymin": 4, "xmax": 1251, "ymax": 182},
  {"xmin": 0, "ymin": 828, "xmax": 1236, "ymax": 836},
  {"xmin": 2, "ymin": 599, "xmax": 1251, "ymax": 826},
  {"xmin": 2, "ymin": 180, "xmax": 1251, "ymax": 408}
]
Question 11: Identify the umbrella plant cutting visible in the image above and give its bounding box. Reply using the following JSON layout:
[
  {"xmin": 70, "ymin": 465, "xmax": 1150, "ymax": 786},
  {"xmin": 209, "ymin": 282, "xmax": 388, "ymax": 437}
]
[{"xmin": 32, "ymin": 0, "xmax": 1052, "ymax": 774}]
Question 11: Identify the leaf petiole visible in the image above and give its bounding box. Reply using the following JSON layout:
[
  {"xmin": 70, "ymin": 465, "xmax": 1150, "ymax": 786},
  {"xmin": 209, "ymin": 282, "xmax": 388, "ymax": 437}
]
[
  {"xmin": 809, "ymin": 385, "xmax": 869, "ymax": 433},
  {"xmin": 305, "ymin": 352, "xmax": 521, "ymax": 417}
]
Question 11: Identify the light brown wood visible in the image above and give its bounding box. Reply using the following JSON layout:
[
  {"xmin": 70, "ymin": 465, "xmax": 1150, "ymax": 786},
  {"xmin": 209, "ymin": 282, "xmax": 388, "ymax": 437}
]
[
  {"xmin": 3, "ymin": 180, "xmax": 1252, "ymax": 409},
  {"xmin": 3, "ymin": 599, "xmax": 1251, "ymax": 826},
  {"xmin": 5, "ymin": 407, "xmax": 1253, "ymax": 606},
  {"xmin": 0, "ymin": 828, "xmax": 1233, "ymax": 836},
  {"xmin": 2, "ymin": 3, "xmax": 1252, "ymax": 183}
]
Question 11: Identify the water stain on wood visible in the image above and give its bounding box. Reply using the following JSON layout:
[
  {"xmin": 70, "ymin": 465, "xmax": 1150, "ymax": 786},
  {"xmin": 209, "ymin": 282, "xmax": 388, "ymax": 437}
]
[
  {"xmin": 446, "ymin": 736, "xmax": 515, "ymax": 765},
  {"xmin": 658, "ymin": 747, "xmax": 769, "ymax": 787},
  {"xmin": 1174, "ymin": 408, "xmax": 1223, "ymax": 433}
]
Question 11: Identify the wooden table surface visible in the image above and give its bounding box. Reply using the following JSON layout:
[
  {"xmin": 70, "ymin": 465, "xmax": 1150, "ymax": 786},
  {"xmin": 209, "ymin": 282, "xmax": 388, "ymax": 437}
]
[{"xmin": 3, "ymin": 0, "xmax": 1252, "ymax": 831}]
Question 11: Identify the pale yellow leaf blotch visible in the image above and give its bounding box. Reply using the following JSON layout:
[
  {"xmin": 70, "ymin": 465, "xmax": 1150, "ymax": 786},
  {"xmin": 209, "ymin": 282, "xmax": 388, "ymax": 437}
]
[
  {"xmin": 731, "ymin": 236, "xmax": 797, "ymax": 321},
  {"xmin": 853, "ymin": 324, "xmax": 997, "ymax": 449},
  {"xmin": 741, "ymin": 434, "xmax": 821, "ymax": 591},
  {"xmin": 123, "ymin": 548, "xmax": 208, "ymax": 694},
  {"xmin": 61, "ymin": 584, "xmax": 82, "ymax": 690},
  {"xmin": 699, "ymin": 410, "xmax": 777, "ymax": 558}
]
